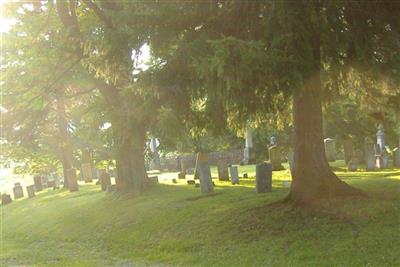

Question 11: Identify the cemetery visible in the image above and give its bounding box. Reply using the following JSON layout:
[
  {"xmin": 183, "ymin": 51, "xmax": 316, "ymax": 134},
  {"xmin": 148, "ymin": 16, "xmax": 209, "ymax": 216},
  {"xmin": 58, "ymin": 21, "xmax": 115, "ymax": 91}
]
[{"xmin": 1, "ymin": 1, "xmax": 400, "ymax": 266}]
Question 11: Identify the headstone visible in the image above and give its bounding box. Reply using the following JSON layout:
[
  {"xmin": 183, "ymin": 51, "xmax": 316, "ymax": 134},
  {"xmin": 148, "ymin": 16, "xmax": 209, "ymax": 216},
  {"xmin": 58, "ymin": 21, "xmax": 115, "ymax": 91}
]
[
  {"xmin": 1, "ymin": 194, "xmax": 12, "ymax": 205},
  {"xmin": 150, "ymin": 137, "xmax": 161, "ymax": 170},
  {"xmin": 187, "ymin": 180, "xmax": 195, "ymax": 185},
  {"xmin": 33, "ymin": 175, "xmax": 43, "ymax": 192},
  {"xmin": 393, "ymin": 147, "xmax": 400, "ymax": 167},
  {"xmin": 217, "ymin": 161, "xmax": 229, "ymax": 181},
  {"xmin": 172, "ymin": 178, "xmax": 178, "ymax": 184},
  {"xmin": 242, "ymin": 173, "xmax": 248, "ymax": 178},
  {"xmin": 364, "ymin": 137, "xmax": 375, "ymax": 171},
  {"xmin": 67, "ymin": 169, "xmax": 79, "ymax": 192},
  {"xmin": 148, "ymin": 176, "xmax": 159, "ymax": 184},
  {"xmin": 324, "ymin": 138, "xmax": 336, "ymax": 162},
  {"xmin": 26, "ymin": 185, "xmax": 35, "ymax": 198},
  {"xmin": 81, "ymin": 163, "xmax": 93, "ymax": 183},
  {"xmin": 229, "ymin": 166, "xmax": 239, "ymax": 185},
  {"xmin": 243, "ymin": 128, "xmax": 255, "ymax": 164},
  {"xmin": 178, "ymin": 172, "xmax": 186, "ymax": 179},
  {"xmin": 13, "ymin": 183, "xmax": 24, "ymax": 199},
  {"xmin": 348, "ymin": 156, "xmax": 358, "ymax": 172},
  {"xmin": 196, "ymin": 152, "xmax": 214, "ymax": 194},
  {"xmin": 342, "ymin": 139, "xmax": 353, "ymax": 164},
  {"xmin": 376, "ymin": 124, "xmax": 385, "ymax": 150},
  {"xmin": 269, "ymin": 145, "xmax": 283, "ymax": 171},
  {"xmin": 100, "ymin": 170, "xmax": 111, "ymax": 191},
  {"xmin": 256, "ymin": 162, "xmax": 272, "ymax": 193}
]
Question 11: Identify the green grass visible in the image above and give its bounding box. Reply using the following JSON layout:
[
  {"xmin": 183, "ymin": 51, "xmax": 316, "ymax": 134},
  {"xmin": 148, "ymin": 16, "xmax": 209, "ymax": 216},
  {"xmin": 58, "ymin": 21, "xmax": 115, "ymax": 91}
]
[{"xmin": 2, "ymin": 161, "xmax": 400, "ymax": 266}]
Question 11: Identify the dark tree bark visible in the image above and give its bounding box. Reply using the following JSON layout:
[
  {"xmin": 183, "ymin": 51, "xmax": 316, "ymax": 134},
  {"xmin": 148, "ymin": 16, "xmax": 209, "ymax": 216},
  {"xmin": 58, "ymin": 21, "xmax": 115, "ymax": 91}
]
[
  {"xmin": 111, "ymin": 116, "xmax": 148, "ymax": 193},
  {"xmin": 288, "ymin": 2, "xmax": 363, "ymax": 203},
  {"xmin": 55, "ymin": 89, "xmax": 75, "ymax": 190}
]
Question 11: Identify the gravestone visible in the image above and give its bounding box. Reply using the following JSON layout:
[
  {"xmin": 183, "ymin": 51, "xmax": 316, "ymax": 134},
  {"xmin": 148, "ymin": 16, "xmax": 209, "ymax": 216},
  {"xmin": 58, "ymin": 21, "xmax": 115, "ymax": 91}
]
[
  {"xmin": 148, "ymin": 176, "xmax": 159, "ymax": 185},
  {"xmin": 13, "ymin": 183, "xmax": 24, "ymax": 199},
  {"xmin": 217, "ymin": 161, "xmax": 229, "ymax": 181},
  {"xmin": 364, "ymin": 137, "xmax": 375, "ymax": 171},
  {"xmin": 81, "ymin": 163, "xmax": 93, "ymax": 183},
  {"xmin": 256, "ymin": 162, "xmax": 272, "ymax": 193},
  {"xmin": 324, "ymin": 138, "xmax": 336, "ymax": 162},
  {"xmin": 393, "ymin": 147, "xmax": 400, "ymax": 167},
  {"xmin": 382, "ymin": 147, "xmax": 390, "ymax": 169},
  {"xmin": 342, "ymin": 139, "xmax": 353, "ymax": 164},
  {"xmin": 243, "ymin": 128, "xmax": 255, "ymax": 164},
  {"xmin": 100, "ymin": 170, "xmax": 111, "ymax": 191},
  {"xmin": 187, "ymin": 180, "xmax": 195, "ymax": 185},
  {"xmin": 229, "ymin": 166, "xmax": 239, "ymax": 185},
  {"xmin": 196, "ymin": 152, "xmax": 214, "ymax": 194},
  {"xmin": 287, "ymin": 149, "xmax": 294, "ymax": 172},
  {"xmin": 26, "ymin": 185, "xmax": 35, "ymax": 198},
  {"xmin": 67, "ymin": 169, "xmax": 79, "ymax": 192},
  {"xmin": 33, "ymin": 175, "xmax": 43, "ymax": 192},
  {"xmin": 178, "ymin": 172, "xmax": 186, "ymax": 179},
  {"xmin": 269, "ymin": 145, "xmax": 283, "ymax": 171},
  {"xmin": 1, "ymin": 194, "xmax": 12, "ymax": 205},
  {"xmin": 348, "ymin": 156, "xmax": 358, "ymax": 172}
]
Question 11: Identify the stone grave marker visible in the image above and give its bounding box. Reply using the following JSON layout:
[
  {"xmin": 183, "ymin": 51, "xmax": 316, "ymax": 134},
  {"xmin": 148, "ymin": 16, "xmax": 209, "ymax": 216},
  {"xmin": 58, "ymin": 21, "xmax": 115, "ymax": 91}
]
[
  {"xmin": 148, "ymin": 176, "xmax": 159, "ymax": 185},
  {"xmin": 100, "ymin": 170, "xmax": 111, "ymax": 191},
  {"xmin": 1, "ymin": 194, "xmax": 12, "ymax": 205},
  {"xmin": 324, "ymin": 138, "xmax": 336, "ymax": 162},
  {"xmin": 26, "ymin": 185, "xmax": 35, "ymax": 198},
  {"xmin": 229, "ymin": 166, "xmax": 239, "ymax": 185},
  {"xmin": 33, "ymin": 175, "xmax": 43, "ymax": 192},
  {"xmin": 196, "ymin": 152, "xmax": 214, "ymax": 194},
  {"xmin": 364, "ymin": 137, "xmax": 375, "ymax": 171},
  {"xmin": 13, "ymin": 183, "xmax": 24, "ymax": 199},
  {"xmin": 217, "ymin": 161, "xmax": 229, "ymax": 181},
  {"xmin": 178, "ymin": 172, "xmax": 186, "ymax": 179},
  {"xmin": 269, "ymin": 145, "xmax": 283, "ymax": 171},
  {"xmin": 256, "ymin": 162, "xmax": 272, "ymax": 193}
]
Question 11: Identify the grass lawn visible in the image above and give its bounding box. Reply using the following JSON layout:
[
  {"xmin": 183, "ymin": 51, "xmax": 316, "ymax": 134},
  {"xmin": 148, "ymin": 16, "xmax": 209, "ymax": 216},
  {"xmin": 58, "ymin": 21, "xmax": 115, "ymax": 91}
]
[{"xmin": 2, "ymin": 162, "xmax": 400, "ymax": 266}]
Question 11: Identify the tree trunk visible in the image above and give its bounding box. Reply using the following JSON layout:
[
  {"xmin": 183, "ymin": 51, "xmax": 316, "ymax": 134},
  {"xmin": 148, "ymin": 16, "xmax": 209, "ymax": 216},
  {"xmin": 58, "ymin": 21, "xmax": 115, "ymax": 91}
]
[
  {"xmin": 288, "ymin": 73, "xmax": 363, "ymax": 204},
  {"xmin": 55, "ymin": 89, "xmax": 75, "ymax": 190},
  {"xmin": 112, "ymin": 116, "xmax": 148, "ymax": 193}
]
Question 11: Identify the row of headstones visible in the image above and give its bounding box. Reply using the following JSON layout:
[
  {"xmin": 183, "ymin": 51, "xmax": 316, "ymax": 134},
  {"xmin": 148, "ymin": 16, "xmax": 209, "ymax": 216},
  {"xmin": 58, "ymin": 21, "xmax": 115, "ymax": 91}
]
[
  {"xmin": 178, "ymin": 152, "xmax": 273, "ymax": 195},
  {"xmin": 1, "ymin": 168, "xmax": 115, "ymax": 205},
  {"xmin": 324, "ymin": 137, "xmax": 400, "ymax": 170},
  {"xmin": 0, "ymin": 175, "xmax": 62, "ymax": 205}
]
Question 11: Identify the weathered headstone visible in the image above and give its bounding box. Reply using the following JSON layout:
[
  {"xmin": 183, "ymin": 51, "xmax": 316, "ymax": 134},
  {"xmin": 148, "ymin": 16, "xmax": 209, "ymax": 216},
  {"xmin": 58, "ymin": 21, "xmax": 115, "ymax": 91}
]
[
  {"xmin": 229, "ymin": 166, "xmax": 239, "ymax": 185},
  {"xmin": 243, "ymin": 128, "xmax": 255, "ymax": 164},
  {"xmin": 81, "ymin": 163, "xmax": 93, "ymax": 183},
  {"xmin": 256, "ymin": 162, "xmax": 272, "ymax": 193},
  {"xmin": 348, "ymin": 156, "xmax": 358, "ymax": 172},
  {"xmin": 376, "ymin": 124, "xmax": 385, "ymax": 151},
  {"xmin": 26, "ymin": 185, "xmax": 35, "ymax": 198},
  {"xmin": 269, "ymin": 145, "xmax": 283, "ymax": 171},
  {"xmin": 1, "ymin": 194, "xmax": 12, "ymax": 205},
  {"xmin": 148, "ymin": 176, "xmax": 159, "ymax": 184},
  {"xmin": 324, "ymin": 138, "xmax": 336, "ymax": 162},
  {"xmin": 100, "ymin": 170, "xmax": 111, "ymax": 191},
  {"xmin": 33, "ymin": 175, "xmax": 43, "ymax": 192},
  {"xmin": 13, "ymin": 183, "xmax": 24, "ymax": 199},
  {"xmin": 217, "ymin": 161, "xmax": 229, "ymax": 181},
  {"xmin": 393, "ymin": 147, "xmax": 400, "ymax": 167},
  {"xmin": 178, "ymin": 172, "xmax": 186, "ymax": 179},
  {"xmin": 342, "ymin": 139, "xmax": 353, "ymax": 164},
  {"xmin": 195, "ymin": 152, "xmax": 214, "ymax": 194},
  {"xmin": 67, "ymin": 169, "xmax": 79, "ymax": 192},
  {"xmin": 364, "ymin": 137, "xmax": 375, "ymax": 171},
  {"xmin": 196, "ymin": 152, "xmax": 214, "ymax": 194}
]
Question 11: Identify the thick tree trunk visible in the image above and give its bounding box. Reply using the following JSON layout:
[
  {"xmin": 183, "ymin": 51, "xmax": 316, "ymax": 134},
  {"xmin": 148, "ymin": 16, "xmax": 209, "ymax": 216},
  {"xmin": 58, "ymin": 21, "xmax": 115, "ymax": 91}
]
[
  {"xmin": 55, "ymin": 90, "xmax": 75, "ymax": 190},
  {"xmin": 112, "ymin": 116, "xmax": 148, "ymax": 193},
  {"xmin": 288, "ymin": 74, "xmax": 362, "ymax": 204}
]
